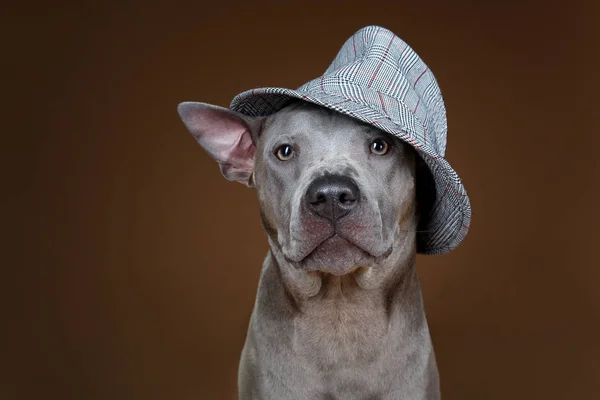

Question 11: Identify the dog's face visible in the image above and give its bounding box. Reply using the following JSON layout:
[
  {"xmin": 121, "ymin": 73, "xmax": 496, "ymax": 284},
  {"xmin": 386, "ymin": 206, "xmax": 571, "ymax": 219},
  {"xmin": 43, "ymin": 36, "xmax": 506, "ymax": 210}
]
[
  {"xmin": 178, "ymin": 101, "xmax": 417, "ymax": 276},
  {"xmin": 253, "ymin": 102, "xmax": 416, "ymax": 275}
]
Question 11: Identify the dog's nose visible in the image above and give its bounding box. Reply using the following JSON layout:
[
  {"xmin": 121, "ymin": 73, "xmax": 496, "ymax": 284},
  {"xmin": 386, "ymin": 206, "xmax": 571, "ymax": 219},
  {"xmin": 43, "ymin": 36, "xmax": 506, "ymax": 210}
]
[{"xmin": 305, "ymin": 175, "xmax": 360, "ymax": 221}]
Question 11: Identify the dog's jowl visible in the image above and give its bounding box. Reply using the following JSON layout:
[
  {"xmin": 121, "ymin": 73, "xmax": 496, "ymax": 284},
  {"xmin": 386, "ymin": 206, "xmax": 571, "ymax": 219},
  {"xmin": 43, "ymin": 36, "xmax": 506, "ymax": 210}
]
[{"xmin": 178, "ymin": 26, "xmax": 471, "ymax": 400}]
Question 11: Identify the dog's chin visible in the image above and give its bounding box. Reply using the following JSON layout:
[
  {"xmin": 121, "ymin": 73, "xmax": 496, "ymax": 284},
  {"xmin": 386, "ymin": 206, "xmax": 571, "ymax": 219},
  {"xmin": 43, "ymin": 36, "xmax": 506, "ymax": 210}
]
[{"xmin": 295, "ymin": 234, "xmax": 376, "ymax": 276}]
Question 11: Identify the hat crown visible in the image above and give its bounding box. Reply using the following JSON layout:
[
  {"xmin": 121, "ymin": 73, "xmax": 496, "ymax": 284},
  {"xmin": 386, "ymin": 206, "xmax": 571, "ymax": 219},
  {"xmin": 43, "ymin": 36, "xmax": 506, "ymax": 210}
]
[{"xmin": 297, "ymin": 25, "xmax": 447, "ymax": 156}]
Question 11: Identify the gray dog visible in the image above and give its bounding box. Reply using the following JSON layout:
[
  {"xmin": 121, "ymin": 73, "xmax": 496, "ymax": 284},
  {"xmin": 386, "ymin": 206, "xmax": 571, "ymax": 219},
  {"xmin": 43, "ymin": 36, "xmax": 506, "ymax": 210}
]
[
  {"xmin": 178, "ymin": 25, "xmax": 471, "ymax": 400},
  {"xmin": 179, "ymin": 101, "xmax": 437, "ymax": 399}
]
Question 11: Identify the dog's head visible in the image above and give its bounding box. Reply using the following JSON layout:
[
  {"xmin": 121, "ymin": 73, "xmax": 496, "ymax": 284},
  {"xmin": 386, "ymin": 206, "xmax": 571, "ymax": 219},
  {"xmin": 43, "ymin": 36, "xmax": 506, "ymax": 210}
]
[{"xmin": 179, "ymin": 101, "xmax": 418, "ymax": 277}]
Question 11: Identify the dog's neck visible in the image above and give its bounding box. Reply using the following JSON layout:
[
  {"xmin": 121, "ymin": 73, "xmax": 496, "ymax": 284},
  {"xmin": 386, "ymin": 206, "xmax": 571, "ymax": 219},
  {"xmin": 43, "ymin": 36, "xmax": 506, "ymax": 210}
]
[{"xmin": 254, "ymin": 230, "xmax": 429, "ymax": 367}]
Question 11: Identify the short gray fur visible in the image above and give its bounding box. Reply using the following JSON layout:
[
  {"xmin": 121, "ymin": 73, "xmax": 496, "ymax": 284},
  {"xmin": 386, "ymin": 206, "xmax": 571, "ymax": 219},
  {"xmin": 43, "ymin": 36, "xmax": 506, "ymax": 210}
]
[{"xmin": 178, "ymin": 100, "xmax": 440, "ymax": 399}]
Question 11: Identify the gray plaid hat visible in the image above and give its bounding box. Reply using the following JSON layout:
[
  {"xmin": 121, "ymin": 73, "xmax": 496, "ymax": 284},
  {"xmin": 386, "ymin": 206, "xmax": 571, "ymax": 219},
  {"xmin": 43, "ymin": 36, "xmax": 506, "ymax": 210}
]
[{"xmin": 230, "ymin": 25, "xmax": 471, "ymax": 255}]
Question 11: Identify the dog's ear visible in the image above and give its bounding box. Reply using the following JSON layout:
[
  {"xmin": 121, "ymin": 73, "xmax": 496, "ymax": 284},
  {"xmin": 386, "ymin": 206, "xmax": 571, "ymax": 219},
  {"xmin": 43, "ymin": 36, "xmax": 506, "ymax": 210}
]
[{"xmin": 177, "ymin": 102, "xmax": 264, "ymax": 186}]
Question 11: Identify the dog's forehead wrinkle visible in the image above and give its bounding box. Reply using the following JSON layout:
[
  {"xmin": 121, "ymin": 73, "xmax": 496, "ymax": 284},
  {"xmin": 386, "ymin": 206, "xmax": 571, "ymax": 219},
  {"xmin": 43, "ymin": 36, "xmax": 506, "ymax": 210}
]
[
  {"xmin": 270, "ymin": 103, "xmax": 369, "ymax": 141},
  {"xmin": 264, "ymin": 112, "xmax": 324, "ymax": 143}
]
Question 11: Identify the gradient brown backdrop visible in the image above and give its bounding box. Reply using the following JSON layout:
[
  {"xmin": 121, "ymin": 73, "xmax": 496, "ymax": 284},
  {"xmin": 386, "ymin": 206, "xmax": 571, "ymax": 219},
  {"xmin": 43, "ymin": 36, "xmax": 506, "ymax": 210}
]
[{"xmin": 4, "ymin": 1, "xmax": 600, "ymax": 399}]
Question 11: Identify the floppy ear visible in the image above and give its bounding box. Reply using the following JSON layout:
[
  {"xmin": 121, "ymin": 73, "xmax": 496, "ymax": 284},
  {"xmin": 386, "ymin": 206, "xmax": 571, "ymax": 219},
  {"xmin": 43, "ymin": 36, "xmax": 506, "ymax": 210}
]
[{"xmin": 177, "ymin": 102, "xmax": 264, "ymax": 186}]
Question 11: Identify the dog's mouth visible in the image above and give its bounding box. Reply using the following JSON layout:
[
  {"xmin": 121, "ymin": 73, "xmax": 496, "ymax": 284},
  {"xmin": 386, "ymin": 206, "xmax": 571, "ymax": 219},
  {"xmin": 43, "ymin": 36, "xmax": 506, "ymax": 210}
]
[{"xmin": 285, "ymin": 233, "xmax": 391, "ymax": 276}]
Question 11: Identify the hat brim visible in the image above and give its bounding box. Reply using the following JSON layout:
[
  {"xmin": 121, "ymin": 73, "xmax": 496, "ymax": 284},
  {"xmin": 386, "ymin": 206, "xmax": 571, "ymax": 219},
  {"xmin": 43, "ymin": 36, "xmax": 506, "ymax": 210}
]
[{"xmin": 230, "ymin": 87, "xmax": 471, "ymax": 255}]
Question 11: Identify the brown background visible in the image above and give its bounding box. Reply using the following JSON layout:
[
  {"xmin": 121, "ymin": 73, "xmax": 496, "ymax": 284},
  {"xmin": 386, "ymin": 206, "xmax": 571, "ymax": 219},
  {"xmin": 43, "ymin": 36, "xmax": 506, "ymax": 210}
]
[{"xmin": 4, "ymin": 0, "xmax": 600, "ymax": 399}]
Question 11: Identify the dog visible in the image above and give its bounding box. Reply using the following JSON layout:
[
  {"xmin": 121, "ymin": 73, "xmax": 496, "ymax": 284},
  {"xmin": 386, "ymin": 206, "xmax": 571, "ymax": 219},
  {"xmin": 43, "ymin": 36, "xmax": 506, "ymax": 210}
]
[{"xmin": 178, "ymin": 25, "xmax": 471, "ymax": 400}]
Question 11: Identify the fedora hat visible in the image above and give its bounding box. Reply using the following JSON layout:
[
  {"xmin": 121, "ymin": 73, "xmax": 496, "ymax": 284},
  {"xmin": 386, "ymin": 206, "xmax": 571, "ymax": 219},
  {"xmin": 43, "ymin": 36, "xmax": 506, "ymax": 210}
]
[{"xmin": 230, "ymin": 25, "xmax": 471, "ymax": 255}]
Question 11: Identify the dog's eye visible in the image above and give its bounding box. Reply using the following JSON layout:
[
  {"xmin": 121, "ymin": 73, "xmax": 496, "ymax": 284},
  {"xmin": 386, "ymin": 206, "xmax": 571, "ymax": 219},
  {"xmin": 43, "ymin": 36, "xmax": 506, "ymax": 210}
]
[
  {"xmin": 274, "ymin": 144, "xmax": 295, "ymax": 161},
  {"xmin": 369, "ymin": 138, "xmax": 390, "ymax": 155}
]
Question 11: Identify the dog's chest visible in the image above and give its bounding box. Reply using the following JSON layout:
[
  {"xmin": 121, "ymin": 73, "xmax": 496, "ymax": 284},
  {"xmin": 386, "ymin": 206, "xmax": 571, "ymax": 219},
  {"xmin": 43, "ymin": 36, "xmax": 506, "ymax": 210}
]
[{"xmin": 292, "ymin": 281, "xmax": 390, "ymax": 369}]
